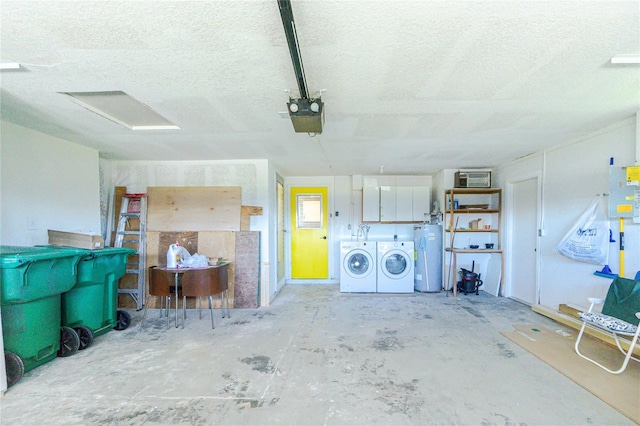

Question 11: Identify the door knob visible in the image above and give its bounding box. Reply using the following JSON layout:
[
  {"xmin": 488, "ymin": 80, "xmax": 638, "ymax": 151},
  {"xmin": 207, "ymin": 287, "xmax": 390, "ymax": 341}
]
[{"xmin": 321, "ymin": 236, "xmax": 327, "ymax": 239}]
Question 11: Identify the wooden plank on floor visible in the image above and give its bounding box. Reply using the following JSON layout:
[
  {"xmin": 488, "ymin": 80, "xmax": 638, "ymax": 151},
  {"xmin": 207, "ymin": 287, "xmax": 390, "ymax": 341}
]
[
  {"xmin": 559, "ymin": 303, "xmax": 581, "ymax": 318},
  {"xmin": 532, "ymin": 304, "xmax": 640, "ymax": 357}
]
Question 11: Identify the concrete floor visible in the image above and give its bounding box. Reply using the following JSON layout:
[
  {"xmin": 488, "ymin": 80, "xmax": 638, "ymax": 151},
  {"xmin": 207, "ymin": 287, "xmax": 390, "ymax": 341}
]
[{"xmin": 0, "ymin": 285, "xmax": 633, "ymax": 425}]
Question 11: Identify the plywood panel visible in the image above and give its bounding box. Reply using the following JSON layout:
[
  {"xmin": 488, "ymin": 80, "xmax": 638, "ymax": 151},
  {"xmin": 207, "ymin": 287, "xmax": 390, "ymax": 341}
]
[
  {"xmin": 240, "ymin": 206, "xmax": 263, "ymax": 231},
  {"xmin": 234, "ymin": 231, "xmax": 260, "ymax": 308},
  {"xmin": 110, "ymin": 186, "xmax": 127, "ymax": 246},
  {"xmin": 197, "ymin": 231, "xmax": 236, "ymax": 261},
  {"xmin": 139, "ymin": 231, "xmax": 240, "ymax": 309},
  {"xmin": 147, "ymin": 186, "xmax": 242, "ymax": 231},
  {"xmin": 158, "ymin": 232, "xmax": 199, "ymax": 266},
  {"xmin": 502, "ymin": 324, "xmax": 639, "ymax": 424},
  {"xmin": 197, "ymin": 231, "xmax": 237, "ymax": 308},
  {"xmin": 146, "ymin": 232, "xmax": 160, "ymax": 271}
]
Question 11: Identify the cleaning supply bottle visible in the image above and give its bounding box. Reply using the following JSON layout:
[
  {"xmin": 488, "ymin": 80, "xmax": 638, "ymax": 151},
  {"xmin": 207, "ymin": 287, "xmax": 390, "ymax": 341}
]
[{"xmin": 167, "ymin": 241, "xmax": 181, "ymax": 268}]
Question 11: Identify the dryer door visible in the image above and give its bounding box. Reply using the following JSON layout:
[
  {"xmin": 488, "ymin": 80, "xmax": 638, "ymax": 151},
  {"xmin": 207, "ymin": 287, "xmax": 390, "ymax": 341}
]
[
  {"xmin": 381, "ymin": 250, "xmax": 411, "ymax": 280},
  {"xmin": 344, "ymin": 250, "xmax": 374, "ymax": 279}
]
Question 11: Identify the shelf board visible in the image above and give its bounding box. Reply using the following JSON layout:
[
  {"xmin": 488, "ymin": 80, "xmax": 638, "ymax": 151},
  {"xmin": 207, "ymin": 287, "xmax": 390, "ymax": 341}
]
[
  {"xmin": 445, "ymin": 188, "xmax": 501, "ymax": 194},
  {"xmin": 445, "ymin": 248, "xmax": 503, "ymax": 253},
  {"xmin": 445, "ymin": 229, "xmax": 499, "ymax": 232},
  {"xmin": 449, "ymin": 208, "xmax": 499, "ymax": 213}
]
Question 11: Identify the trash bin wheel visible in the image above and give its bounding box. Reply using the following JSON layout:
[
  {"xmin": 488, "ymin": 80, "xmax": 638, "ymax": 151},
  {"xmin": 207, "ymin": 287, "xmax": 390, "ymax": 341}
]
[
  {"xmin": 75, "ymin": 326, "xmax": 94, "ymax": 350},
  {"xmin": 115, "ymin": 310, "xmax": 131, "ymax": 331},
  {"xmin": 58, "ymin": 326, "xmax": 80, "ymax": 357},
  {"xmin": 4, "ymin": 351, "xmax": 24, "ymax": 387}
]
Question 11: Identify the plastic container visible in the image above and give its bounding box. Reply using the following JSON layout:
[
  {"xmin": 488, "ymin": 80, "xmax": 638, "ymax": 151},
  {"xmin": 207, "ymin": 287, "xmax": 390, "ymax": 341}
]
[
  {"xmin": 1, "ymin": 245, "xmax": 86, "ymax": 387},
  {"xmin": 166, "ymin": 242, "xmax": 181, "ymax": 268},
  {"xmin": 61, "ymin": 247, "xmax": 136, "ymax": 349}
]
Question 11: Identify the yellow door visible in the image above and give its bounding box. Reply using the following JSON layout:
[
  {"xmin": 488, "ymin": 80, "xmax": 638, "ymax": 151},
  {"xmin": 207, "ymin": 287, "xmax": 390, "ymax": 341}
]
[{"xmin": 290, "ymin": 187, "xmax": 329, "ymax": 279}]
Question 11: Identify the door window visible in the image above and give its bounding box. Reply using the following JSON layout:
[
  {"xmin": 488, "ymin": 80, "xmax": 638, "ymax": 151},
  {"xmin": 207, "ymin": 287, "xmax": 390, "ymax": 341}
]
[{"xmin": 297, "ymin": 194, "xmax": 323, "ymax": 229}]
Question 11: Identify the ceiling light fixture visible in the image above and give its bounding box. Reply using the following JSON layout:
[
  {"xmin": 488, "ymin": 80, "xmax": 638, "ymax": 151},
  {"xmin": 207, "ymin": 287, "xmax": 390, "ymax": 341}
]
[
  {"xmin": 0, "ymin": 62, "xmax": 21, "ymax": 70},
  {"xmin": 610, "ymin": 54, "xmax": 640, "ymax": 64},
  {"xmin": 62, "ymin": 91, "xmax": 180, "ymax": 130}
]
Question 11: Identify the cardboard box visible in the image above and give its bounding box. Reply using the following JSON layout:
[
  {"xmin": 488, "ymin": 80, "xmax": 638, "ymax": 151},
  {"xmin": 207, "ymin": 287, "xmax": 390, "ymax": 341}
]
[
  {"xmin": 469, "ymin": 219, "xmax": 484, "ymax": 230},
  {"xmin": 48, "ymin": 230, "xmax": 105, "ymax": 250}
]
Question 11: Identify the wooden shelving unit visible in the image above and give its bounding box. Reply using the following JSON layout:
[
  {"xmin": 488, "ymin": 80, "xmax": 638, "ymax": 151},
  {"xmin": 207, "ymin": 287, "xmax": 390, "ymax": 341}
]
[{"xmin": 444, "ymin": 188, "xmax": 503, "ymax": 296}]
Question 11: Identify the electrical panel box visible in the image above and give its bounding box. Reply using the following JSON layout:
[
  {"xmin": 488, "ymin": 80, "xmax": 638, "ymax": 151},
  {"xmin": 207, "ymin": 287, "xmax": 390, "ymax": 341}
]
[{"xmin": 609, "ymin": 166, "xmax": 640, "ymax": 222}]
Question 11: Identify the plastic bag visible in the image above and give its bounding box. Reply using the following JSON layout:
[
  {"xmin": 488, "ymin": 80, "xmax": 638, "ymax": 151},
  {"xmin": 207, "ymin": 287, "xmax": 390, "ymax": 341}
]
[
  {"xmin": 166, "ymin": 242, "xmax": 206, "ymax": 268},
  {"xmin": 554, "ymin": 197, "xmax": 609, "ymax": 265},
  {"xmin": 181, "ymin": 253, "xmax": 209, "ymax": 268}
]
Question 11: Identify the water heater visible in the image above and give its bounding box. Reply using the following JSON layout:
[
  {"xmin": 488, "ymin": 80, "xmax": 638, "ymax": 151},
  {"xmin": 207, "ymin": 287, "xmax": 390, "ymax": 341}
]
[{"xmin": 414, "ymin": 225, "xmax": 444, "ymax": 292}]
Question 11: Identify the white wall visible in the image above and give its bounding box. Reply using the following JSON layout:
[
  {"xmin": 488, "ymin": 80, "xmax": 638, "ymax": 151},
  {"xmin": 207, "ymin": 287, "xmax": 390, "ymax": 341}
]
[
  {"xmin": 102, "ymin": 159, "xmax": 275, "ymax": 306},
  {"xmin": 495, "ymin": 117, "xmax": 639, "ymax": 310},
  {"xmin": 0, "ymin": 121, "xmax": 101, "ymax": 246},
  {"xmin": 286, "ymin": 175, "xmax": 433, "ymax": 283}
]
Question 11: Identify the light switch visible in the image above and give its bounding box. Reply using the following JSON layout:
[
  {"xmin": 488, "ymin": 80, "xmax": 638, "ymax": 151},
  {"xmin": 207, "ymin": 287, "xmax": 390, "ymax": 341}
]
[{"xmin": 27, "ymin": 216, "xmax": 37, "ymax": 230}]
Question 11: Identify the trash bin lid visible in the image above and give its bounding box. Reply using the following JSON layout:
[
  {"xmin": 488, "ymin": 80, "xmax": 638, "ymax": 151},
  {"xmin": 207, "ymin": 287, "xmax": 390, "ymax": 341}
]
[
  {"xmin": 36, "ymin": 245, "xmax": 136, "ymax": 259},
  {"xmin": 85, "ymin": 247, "xmax": 136, "ymax": 257},
  {"xmin": 0, "ymin": 245, "xmax": 87, "ymax": 268}
]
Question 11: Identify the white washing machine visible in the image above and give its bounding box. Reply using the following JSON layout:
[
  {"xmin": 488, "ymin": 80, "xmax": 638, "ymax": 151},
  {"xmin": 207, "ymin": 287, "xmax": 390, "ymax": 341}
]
[
  {"xmin": 340, "ymin": 241, "xmax": 377, "ymax": 293},
  {"xmin": 377, "ymin": 241, "xmax": 414, "ymax": 293}
]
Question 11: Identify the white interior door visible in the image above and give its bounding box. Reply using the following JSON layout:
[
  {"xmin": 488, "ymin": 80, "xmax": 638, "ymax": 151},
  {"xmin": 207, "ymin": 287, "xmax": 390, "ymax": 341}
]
[{"xmin": 509, "ymin": 177, "xmax": 539, "ymax": 305}]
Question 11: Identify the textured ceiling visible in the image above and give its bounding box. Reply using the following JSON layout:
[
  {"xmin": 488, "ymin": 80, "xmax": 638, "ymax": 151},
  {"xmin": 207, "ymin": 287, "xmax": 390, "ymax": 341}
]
[{"xmin": 1, "ymin": 1, "xmax": 639, "ymax": 176}]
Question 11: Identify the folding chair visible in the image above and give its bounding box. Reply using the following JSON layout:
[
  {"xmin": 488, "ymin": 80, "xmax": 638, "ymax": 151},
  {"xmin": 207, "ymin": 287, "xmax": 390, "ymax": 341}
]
[{"xmin": 574, "ymin": 276, "xmax": 640, "ymax": 374}]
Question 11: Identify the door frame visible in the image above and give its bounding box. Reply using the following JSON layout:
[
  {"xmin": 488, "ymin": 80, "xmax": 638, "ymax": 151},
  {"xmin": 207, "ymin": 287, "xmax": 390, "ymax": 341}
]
[
  {"xmin": 276, "ymin": 173, "xmax": 285, "ymax": 291},
  {"xmin": 285, "ymin": 177, "xmax": 336, "ymax": 283},
  {"xmin": 504, "ymin": 171, "xmax": 542, "ymax": 303}
]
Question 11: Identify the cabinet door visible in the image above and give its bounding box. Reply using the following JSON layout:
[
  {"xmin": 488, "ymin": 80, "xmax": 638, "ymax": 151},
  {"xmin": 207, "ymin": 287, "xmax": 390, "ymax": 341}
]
[
  {"xmin": 412, "ymin": 186, "xmax": 431, "ymax": 222},
  {"xmin": 380, "ymin": 186, "xmax": 396, "ymax": 222},
  {"xmin": 362, "ymin": 186, "xmax": 380, "ymax": 222},
  {"xmin": 396, "ymin": 186, "xmax": 413, "ymax": 221}
]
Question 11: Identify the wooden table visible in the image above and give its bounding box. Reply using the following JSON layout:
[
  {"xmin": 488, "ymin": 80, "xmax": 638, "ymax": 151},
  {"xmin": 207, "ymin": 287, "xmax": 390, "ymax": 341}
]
[
  {"xmin": 446, "ymin": 248, "xmax": 504, "ymax": 297},
  {"xmin": 157, "ymin": 264, "xmax": 229, "ymax": 328}
]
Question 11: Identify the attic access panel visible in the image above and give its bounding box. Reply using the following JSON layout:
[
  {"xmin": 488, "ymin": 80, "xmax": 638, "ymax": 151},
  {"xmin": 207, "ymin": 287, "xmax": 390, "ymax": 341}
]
[{"xmin": 62, "ymin": 91, "xmax": 180, "ymax": 130}]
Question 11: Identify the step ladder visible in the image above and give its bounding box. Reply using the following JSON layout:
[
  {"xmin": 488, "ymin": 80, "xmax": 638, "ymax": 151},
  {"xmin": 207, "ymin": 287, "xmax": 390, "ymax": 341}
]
[{"xmin": 115, "ymin": 193, "xmax": 147, "ymax": 311}]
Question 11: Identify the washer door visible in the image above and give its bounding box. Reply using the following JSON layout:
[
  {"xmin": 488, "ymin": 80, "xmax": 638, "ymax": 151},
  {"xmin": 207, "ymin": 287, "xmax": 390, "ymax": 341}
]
[
  {"xmin": 381, "ymin": 250, "xmax": 411, "ymax": 279},
  {"xmin": 344, "ymin": 250, "xmax": 374, "ymax": 279}
]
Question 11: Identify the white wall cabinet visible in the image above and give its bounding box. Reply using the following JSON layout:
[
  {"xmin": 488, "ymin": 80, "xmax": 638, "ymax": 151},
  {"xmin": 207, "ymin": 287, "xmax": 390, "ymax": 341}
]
[
  {"xmin": 379, "ymin": 185, "xmax": 397, "ymax": 222},
  {"xmin": 363, "ymin": 178, "xmax": 431, "ymax": 223},
  {"xmin": 362, "ymin": 185, "xmax": 380, "ymax": 222},
  {"xmin": 412, "ymin": 186, "xmax": 431, "ymax": 222}
]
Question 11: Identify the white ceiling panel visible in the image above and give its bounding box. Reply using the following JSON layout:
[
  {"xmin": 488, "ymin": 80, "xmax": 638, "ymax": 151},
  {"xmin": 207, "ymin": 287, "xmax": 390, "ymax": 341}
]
[{"xmin": 1, "ymin": 0, "xmax": 638, "ymax": 176}]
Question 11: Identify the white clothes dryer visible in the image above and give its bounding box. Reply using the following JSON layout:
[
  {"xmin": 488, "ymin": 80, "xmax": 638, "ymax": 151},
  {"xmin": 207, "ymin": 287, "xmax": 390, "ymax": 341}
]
[
  {"xmin": 340, "ymin": 241, "xmax": 377, "ymax": 293},
  {"xmin": 377, "ymin": 241, "xmax": 414, "ymax": 293}
]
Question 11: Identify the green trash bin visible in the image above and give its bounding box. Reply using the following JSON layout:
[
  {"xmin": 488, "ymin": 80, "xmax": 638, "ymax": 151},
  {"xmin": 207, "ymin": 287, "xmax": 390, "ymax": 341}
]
[
  {"xmin": 0, "ymin": 245, "xmax": 86, "ymax": 387},
  {"xmin": 61, "ymin": 247, "xmax": 135, "ymax": 350}
]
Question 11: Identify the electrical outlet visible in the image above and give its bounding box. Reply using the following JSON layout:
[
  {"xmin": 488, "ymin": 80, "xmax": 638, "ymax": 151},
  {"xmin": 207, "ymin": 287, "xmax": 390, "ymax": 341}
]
[{"xmin": 27, "ymin": 216, "xmax": 37, "ymax": 230}]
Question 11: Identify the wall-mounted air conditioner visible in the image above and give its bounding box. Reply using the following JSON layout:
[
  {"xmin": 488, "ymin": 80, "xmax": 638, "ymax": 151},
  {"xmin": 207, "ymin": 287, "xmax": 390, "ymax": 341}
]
[{"xmin": 454, "ymin": 171, "xmax": 492, "ymax": 188}]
